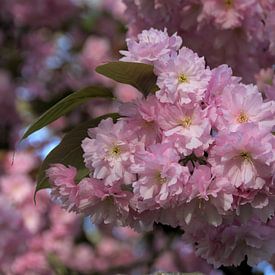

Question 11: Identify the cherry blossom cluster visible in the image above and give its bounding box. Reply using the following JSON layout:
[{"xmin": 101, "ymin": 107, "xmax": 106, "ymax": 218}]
[
  {"xmin": 0, "ymin": 151, "xmax": 131, "ymax": 274},
  {"xmin": 47, "ymin": 28, "xmax": 275, "ymax": 267},
  {"xmin": 0, "ymin": 150, "xmax": 221, "ymax": 274},
  {"xmin": 122, "ymin": 0, "xmax": 275, "ymax": 83}
]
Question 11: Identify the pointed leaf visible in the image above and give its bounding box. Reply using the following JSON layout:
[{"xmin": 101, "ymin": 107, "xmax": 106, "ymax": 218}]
[
  {"xmin": 96, "ymin": 61, "xmax": 158, "ymax": 96},
  {"xmin": 22, "ymin": 86, "xmax": 114, "ymax": 140},
  {"xmin": 35, "ymin": 113, "xmax": 120, "ymax": 197}
]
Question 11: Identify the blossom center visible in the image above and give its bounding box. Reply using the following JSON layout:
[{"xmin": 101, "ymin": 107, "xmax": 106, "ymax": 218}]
[
  {"xmin": 224, "ymin": 0, "xmax": 233, "ymax": 8},
  {"xmin": 181, "ymin": 116, "xmax": 192, "ymax": 128},
  {"xmin": 110, "ymin": 145, "xmax": 121, "ymax": 157},
  {"xmin": 236, "ymin": 112, "xmax": 249, "ymax": 123},
  {"xmin": 178, "ymin": 73, "xmax": 189, "ymax": 83},
  {"xmin": 155, "ymin": 171, "xmax": 167, "ymax": 184},
  {"xmin": 240, "ymin": 151, "xmax": 251, "ymax": 161}
]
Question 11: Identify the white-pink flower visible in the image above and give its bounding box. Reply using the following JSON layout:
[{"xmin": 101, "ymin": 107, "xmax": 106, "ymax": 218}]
[
  {"xmin": 158, "ymin": 103, "xmax": 212, "ymax": 156},
  {"xmin": 47, "ymin": 164, "xmax": 79, "ymax": 212},
  {"xmin": 209, "ymin": 124, "xmax": 274, "ymax": 189},
  {"xmin": 82, "ymin": 118, "xmax": 139, "ymax": 185},
  {"xmin": 198, "ymin": 0, "xmax": 257, "ymax": 29},
  {"xmin": 131, "ymin": 143, "xmax": 189, "ymax": 212},
  {"xmin": 120, "ymin": 28, "xmax": 182, "ymax": 63},
  {"xmin": 184, "ymin": 217, "xmax": 275, "ymax": 268},
  {"xmin": 155, "ymin": 47, "xmax": 211, "ymax": 104},
  {"xmin": 217, "ymin": 83, "xmax": 275, "ymax": 131},
  {"xmin": 180, "ymin": 165, "xmax": 233, "ymax": 226},
  {"xmin": 77, "ymin": 178, "xmax": 132, "ymax": 225},
  {"xmin": 119, "ymin": 94, "xmax": 162, "ymax": 146}
]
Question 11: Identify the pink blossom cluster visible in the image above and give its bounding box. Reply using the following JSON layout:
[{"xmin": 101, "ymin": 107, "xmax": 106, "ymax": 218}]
[
  {"xmin": 122, "ymin": 0, "xmax": 275, "ymax": 83},
  {"xmin": 2, "ymin": 150, "xmax": 213, "ymax": 274},
  {"xmin": 48, "ymin": 28, "xmax": 275, "ymax": 268}
]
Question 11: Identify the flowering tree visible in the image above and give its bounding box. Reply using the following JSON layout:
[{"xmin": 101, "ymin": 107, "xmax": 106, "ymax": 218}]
[{"xmin": 23, "ymin": 22, "xmax": 275, "ymax": 273}]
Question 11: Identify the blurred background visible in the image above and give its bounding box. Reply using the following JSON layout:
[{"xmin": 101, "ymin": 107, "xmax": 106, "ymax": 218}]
[{"xmin": 0, "ymin": 0, "xmax": 274, "ymax": 274}]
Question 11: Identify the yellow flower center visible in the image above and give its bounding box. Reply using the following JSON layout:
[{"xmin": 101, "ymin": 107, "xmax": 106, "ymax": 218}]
[
  {"xmin": 181, "ymin": 116, "xmax": 192, "ymax": 128},
  {"xmin": 236, "ymin": 112, "xmax": 249, "ymax": 124},
  {"xmin": 155, "ymin": 171, "xmax": 167, "ymax": 184},
  {"xmin": 110, "ymin": 145, "xmax": 121, "ymax": 157},
  {"xmin": 178, "ymin": 73, "xmax": 189, "ymax": 83},
  {"xmin": 240, "ymin": 151, "xmax": 251, "ymax": 161},
  {"xmin": 224, "ymin": 0, "xmax": 233, "ymax": 8}
]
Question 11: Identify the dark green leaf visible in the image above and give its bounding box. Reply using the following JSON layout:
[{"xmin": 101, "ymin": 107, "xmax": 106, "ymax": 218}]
[
  {"xmin": 96, "ymin": 61, "xmax": 158, "ymax": 96},
  {"xmin": 35, "ymin": 113, "xmax": 120, "ymax": 198},
  {"xmin": 22, "ymin": 86, "xmax": 114, "ymax": 140}
]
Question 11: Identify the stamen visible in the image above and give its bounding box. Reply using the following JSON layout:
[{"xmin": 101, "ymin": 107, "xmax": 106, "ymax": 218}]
[
  {"xmin": 240, "ymin": 151, "xmax": 251, "ymax": 161},
  {"xmin": 224, "ymin": 0, "xmax": 233, "ymax": 8},
  {"xmin": 110, "ymin": 145, "xmax": 121, "ymax": 157},
  {"xmin": 236, "ymin": 112, "xmax": 249, "ymax": 123},
  {"xmin": 155, "ymin": 171, "xmax": 167, "ymax": 184},
  {"xmin": 178, "ymin": 73, "xmax": 189, "ymax": 83},
  {"xmin": 181, "ymin": 116, "xmax": 192, "ymax": 128}
]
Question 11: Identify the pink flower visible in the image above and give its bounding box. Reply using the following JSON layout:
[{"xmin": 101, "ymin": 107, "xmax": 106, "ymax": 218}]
[
  {"xmin": 77, "ymin": 178, "xmax": 132, "ymax": 225},
  {"xmin": 181, "ymin": 165, "xmax": 233, "ymax": 226},
  {"xmin": 155, "ymin": 47, "xmax": 211, "ymax": 104},
  {"xmin": 184, "ymin": 217, "xmax": 275, "ymax": 267},
  {"xmin": 198, "ymin": 0, "xmax": 257, "ymax": 29},
  {"xmin": 217, "ymin": 83, "xmax": 275, "ymax": 131},
  {"xmin": 4, "ymin": 151, "xmax": 38, "ymax": 174},
  {"xmin": 205, "ymin": 64, "xmax": 240, "ymax": 107},
  {"xmin": 119, "ymin": 95, "xmax": 162, "ymax": 146},
  {"xmin": 11, "ymin": 252, "xmax": 50, "ymax": 275},
  {"xmin": 0, "ymin": 174, "xmax": 33, "ymax": 204},
  {"xmin": 209, "ymin": 124, "xmax": 274, "ymax": 189},
  {"xmin": 46, "ymin": 164, "xmax": 79, "ymax": 212},
  {"xmin": 81, "ymin": 36, "xmax": 111, "ymax": 72},
  {"xmin": 120, "ymin": 28, "xmax": 182, "ymax": 63},
  {"xmin": 131, "ymin": 143, "xmax": 189, "ymax": 211},
  {"xmin": 158, "ymin": 103, "xmax": 212, "ymax": 155},
  {"xmin": 82, "ymin": 118, "xmax": 139, "ymax": 185}
]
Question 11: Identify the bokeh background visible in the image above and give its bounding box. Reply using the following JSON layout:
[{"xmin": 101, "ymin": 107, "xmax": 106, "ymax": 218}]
[{"xmin": 0, "ymin": 0, "xmax": 274, "ymax": 274}]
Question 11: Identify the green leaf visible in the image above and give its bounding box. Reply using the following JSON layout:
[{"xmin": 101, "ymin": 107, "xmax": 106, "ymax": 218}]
[
  {"xmin": 35, "ymin": 113, "xmax": 120, "ymax": 198},
  {"xmin": 22, "ymin": 86, "xmax": 114, "ymax": 140},
  {"xmin": 96, "ymin": 61, "xmax": 158, "ymax": 96}
]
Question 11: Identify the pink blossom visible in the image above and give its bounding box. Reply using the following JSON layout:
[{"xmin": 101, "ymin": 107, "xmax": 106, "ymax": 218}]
[
  {"xmin": 184, "ymin": 217, "xmax": 275, "ymax": 267},
  {"xmin": 77, "ymin": 178, "xmax": 132, "ymax": 225},
  {"xmin": 0, "ymin": 196, "xmax": 29, "ymax": 269},
  {"xmin": 114, "ymin": 84, "xmax": 141, "ymax": 102},
  {"xmin": 0, "ymin": 174, "xmax": 33, "ymax": 204},
  {"xmin": 119, "ymin": 95, "xmax": 162, "ymax": 146},
  {"xmin": 11, "ymin": 252, "xmax": 51, "ymax": 275},
  {"xmin": 4, "ymin": 151, "xmax": 38, "ymax": 174},
  {"xmin": 131, "ymin": 143, "xmax": 189, "ymax": 211},
  {"xmin": 217, "ymin": 83, "xmax": 275, "ymax": 131},
  {"xmin": 82, "ymin": 118, "xmax": 139, "ymax": 185},
  {"xmin": 46, "ymin": 164, "xmax": 79, "ymax": 212},
  {"xmin": 209, "ymin": 124, "xmax": 274, "ymax": 189},
  {"xmin": 120, "ymin": 28, "xmax": 182, "ymax": 63},
  {"xmin": 158, "ymin": 103, "xmax": 212, "ymax": 155},
  {"xmin": 81, "ymin": 36, "xmax": 111, "ymax": 72},
  {"xmin": 155, "ymin": 47, "xmax": 211, "ymax": 104},
  {"xmin": 198, "ymin": 0, "xmax": 257, "ymax": 29},
  {"xmin": 181, "ymin": 165, "xmax": 233, "ymax": 226}
]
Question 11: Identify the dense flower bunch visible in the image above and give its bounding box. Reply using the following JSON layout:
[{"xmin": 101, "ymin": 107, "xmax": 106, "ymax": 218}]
[
  {"xmin": 48, "ymin": 28, "xmax": 275, "ymax": 268},
  {"xmin": 0, "ymin": 151, "xmax": 142, "ymax": 274},
  {"xmin": 122, "ymin": 0, "xmax": 275, "ymax": 83}
]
